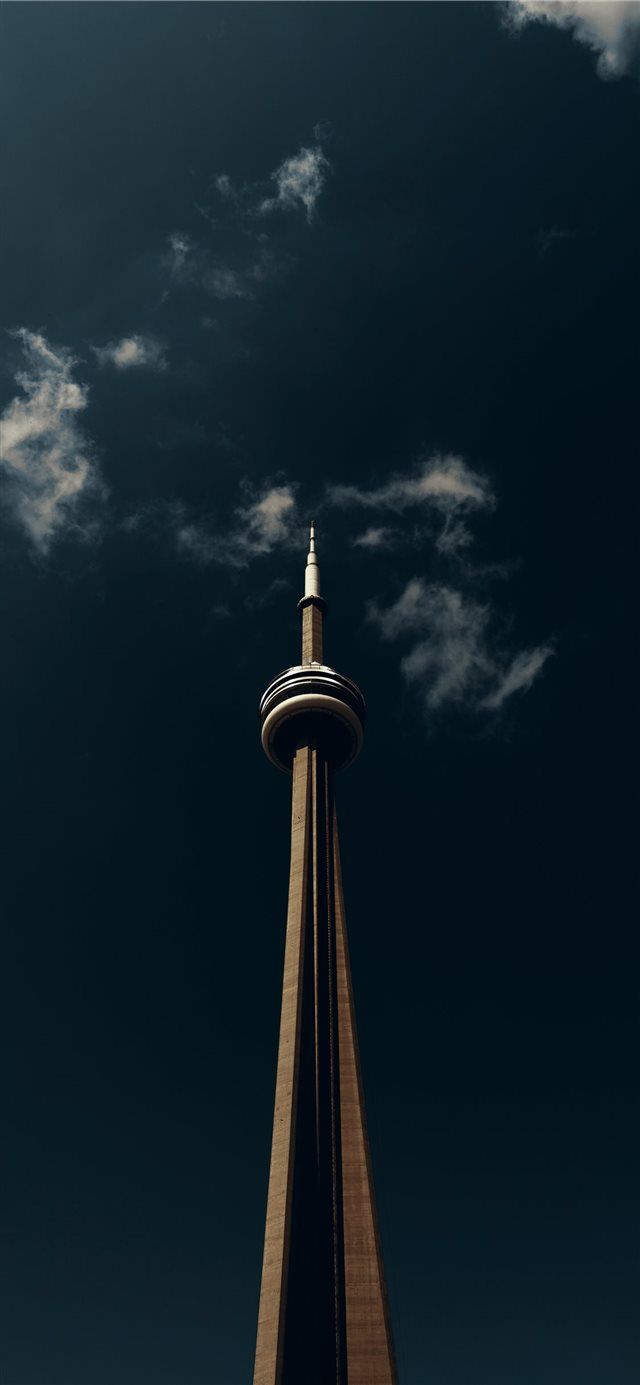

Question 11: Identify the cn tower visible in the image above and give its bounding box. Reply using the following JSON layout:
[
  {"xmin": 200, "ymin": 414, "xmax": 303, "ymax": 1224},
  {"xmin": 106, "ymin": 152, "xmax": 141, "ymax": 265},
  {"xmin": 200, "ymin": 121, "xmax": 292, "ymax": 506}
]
[{"xmin": 253, "ymin": 527, "xmax": 397, "ymax": 1384}]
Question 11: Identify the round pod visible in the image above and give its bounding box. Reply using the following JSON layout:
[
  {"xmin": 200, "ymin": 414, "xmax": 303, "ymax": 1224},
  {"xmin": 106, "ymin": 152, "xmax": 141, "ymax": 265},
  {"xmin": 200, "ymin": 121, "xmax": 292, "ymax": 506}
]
[{"xmin": 260, "ymin": 664, "xmax": 365, "ymax": 773}]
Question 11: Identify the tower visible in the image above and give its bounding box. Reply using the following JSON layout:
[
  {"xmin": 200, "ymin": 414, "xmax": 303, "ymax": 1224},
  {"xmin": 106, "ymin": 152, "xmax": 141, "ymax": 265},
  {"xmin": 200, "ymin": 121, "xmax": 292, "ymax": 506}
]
[{"xmin": 254, "ymin": 527, "xmax": 397, "ymax": 1384}]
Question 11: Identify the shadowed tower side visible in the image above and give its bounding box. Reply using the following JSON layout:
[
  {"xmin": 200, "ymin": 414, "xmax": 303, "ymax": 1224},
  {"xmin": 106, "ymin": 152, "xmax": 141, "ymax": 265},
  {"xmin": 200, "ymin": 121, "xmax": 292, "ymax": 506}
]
[{"xmin": 254, "ymin": 528, "xmax": 397, "ymax": 1385}]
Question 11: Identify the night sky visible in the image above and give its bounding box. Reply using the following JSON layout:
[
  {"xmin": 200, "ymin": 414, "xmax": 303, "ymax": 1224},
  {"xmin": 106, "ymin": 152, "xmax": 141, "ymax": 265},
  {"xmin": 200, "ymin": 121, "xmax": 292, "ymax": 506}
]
[{"xmin": 1, "ymin": 4, "xmax": 639, "ymax": 1383}]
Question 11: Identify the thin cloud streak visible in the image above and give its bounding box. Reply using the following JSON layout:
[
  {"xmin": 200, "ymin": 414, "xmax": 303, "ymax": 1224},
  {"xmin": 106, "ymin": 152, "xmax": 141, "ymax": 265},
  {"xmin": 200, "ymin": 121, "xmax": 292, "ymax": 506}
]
[
  {"xmin": 481, "ymin": 644, "xmax": 553, "ymax": 709},
  {"xmin": 329, "ymin": 454, "xmax": 491, "ymax": 512}
]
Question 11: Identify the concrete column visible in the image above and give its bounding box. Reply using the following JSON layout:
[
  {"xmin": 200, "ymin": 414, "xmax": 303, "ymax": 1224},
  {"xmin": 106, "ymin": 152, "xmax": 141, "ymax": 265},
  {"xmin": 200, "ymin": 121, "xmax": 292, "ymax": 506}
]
[{"xmin": 301, "ymin": 601, "xmax": 324, "ymax": 664}]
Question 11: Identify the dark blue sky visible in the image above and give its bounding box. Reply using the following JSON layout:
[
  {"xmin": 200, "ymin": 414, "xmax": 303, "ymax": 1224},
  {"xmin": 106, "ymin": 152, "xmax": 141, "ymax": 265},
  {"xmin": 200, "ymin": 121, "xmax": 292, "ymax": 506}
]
[{"xmin": 1, "ymin": 4, "xmax": 638, "ymax": 1383}]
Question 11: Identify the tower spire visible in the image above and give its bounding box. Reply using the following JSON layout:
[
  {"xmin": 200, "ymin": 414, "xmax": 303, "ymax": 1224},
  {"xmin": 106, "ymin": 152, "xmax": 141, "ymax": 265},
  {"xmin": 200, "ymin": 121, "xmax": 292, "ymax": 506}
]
[
  {"xmin": 299, "ymin": 522, "xmax": 325, "ymax": 664},
  {"xmin": 304, "ymin": 521, "xmax": 320, "ymax": 599},
  {"xmin": 255, "ymin": 538, "xmax": 397, "ymax": 1385}
]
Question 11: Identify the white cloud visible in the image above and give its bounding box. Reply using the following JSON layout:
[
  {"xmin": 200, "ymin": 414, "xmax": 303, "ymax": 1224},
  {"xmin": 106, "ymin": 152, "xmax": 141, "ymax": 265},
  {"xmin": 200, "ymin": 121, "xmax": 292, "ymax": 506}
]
[
  {"xmin": 93, "ymin": 334, "xmax": 167, "ymax": 371},
  {"xmin": 481, "ymin": 644, "xmax": 553, "ymax": 710},
  {"xmin": 213, "ymin": 132, "xmax": 330, "ymax": 224},
  {"xmin": 0, "ymin": 329, "xmax": 104, "ymax": 552},
  {"xmin": 235, "ymin": 484, "xmax": 297, "ymax": 555},
  {"xmin": 369, "ymin": 578, "xmax": 552, "ymax": 716},
  {"xmin": 353, "ymin": 525, "xmax": 395, "ymax": 550},
  {"xmin": 506, "ymin": 1, "xmax": 640, "ymax": 77},
  {"xmin": 173, "ymin": 483, "xmax": 299, "ymax": 568},
  {"xmin": 329, "ymin": 454, "xmax": 493, "ymax": 555},
  {"xmin": 329, "ymin": 455, "xmax": 491, "ymax": 512},
  {"xmin": 260, "ymin": 143, "xmax": 330, "ymax": 221},
  {"xmin": 335, "ymin": 448, "xmax": 552, "ymax": 723}
]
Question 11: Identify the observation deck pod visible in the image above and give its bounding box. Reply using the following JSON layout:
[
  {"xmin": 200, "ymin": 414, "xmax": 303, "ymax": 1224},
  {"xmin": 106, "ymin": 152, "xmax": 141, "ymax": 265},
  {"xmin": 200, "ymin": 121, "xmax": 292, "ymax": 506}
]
[{"xmin": 260, "ymin": 663, "xmax": 365, "ymax": 773}]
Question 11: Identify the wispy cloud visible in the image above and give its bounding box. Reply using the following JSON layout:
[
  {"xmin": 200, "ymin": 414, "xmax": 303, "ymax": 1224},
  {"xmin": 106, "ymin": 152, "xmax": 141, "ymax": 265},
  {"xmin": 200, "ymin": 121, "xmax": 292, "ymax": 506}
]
[
  {"xmin": 328, "ymin": 446, "xmax": 551, "ymax": 722},
  {"xmin": 234, "ymin": 484, "xmax": 298, "ymax": 557},
  {"xmin": 213, "ymin": 130, "xmax": 331, "ymax": 225},
  {"xmin": 166, "ymin": 231, "xmax": 193, "ymax": 279},
  {"xmin": 537, "ymin": 226, "xmax": 577, "ymax": 258},
  {"xmin": 0, "ymin": 329, "xmax": 104, "ymax": 552},
  {"xmin": 141, "ymin": 481, "xmax": 300, "ymax": 570},
  {"xmin": 259, "ymin": 143, "xmax": 330, "ymax": 221},
  {"xmin": 93, "ymin": 334, "xmax": 167, "ymax": 371},
  {"xmin": 162, "ymin": 230, "xmax": 276, "ymax": 303},
  {"xmin": 505, "ymin": 1, "xmax": 640, "ymax": 77},
  {"xmin": 244, "ymin": 576, "xmax": 291, "ymax": 611},
  {"xmin": 353, "ymin": 525, "xmax": 396, "ymax": 550},
  {"xmin": 202, "ymin": 264, "xmax": 255, "ymax": 302},
  {"xmin": 214, "ymin": 173, "xmax": 236, "ymax": 203},
  {"xmin": 161, "ymin": 132, "xmax": 330, "ymax": 314},
  {"xmin": 481, "ymin": 644, "xmax": 552, "ymax": 710},
  {"xmin": 329, "ymin": 454, "xmax": 491, "ymax": 511},
  {"xmin": 329, "ymin": 454, "xmax": 494, "ymax": 555},
  {"xmin": 370, "ymin": 579, "xmax": 552, "ymax": 717}
]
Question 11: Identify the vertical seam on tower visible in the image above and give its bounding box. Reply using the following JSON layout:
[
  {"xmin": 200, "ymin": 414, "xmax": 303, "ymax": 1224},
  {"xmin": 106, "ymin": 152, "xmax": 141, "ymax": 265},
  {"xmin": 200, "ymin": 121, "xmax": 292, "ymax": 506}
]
[
  {"xmin": 333, "ymin": 814, "xmax": 399, "ymax": 1383},
  {"xmin": 277, "ymin": 744, "xmax": 311, "ymax": 1384},
  {"xmin": 326, "ymin": 761, "xmax": 345, "ymax": 1382},
  {"xmin": 312, "ymin": 744, "xmax": 321, "ymax": 1171}
]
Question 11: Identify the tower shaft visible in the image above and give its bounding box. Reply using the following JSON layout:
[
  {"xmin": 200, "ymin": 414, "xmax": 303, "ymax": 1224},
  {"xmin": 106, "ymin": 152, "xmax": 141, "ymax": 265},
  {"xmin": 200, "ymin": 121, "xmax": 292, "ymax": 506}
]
[
  {"xmin": 254, "ymin": 756, "xmax": 396, "ymax": 1383},
  {"xmin": 301, "ymin": 600, "xmax": 324, "ymax": 663}
]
